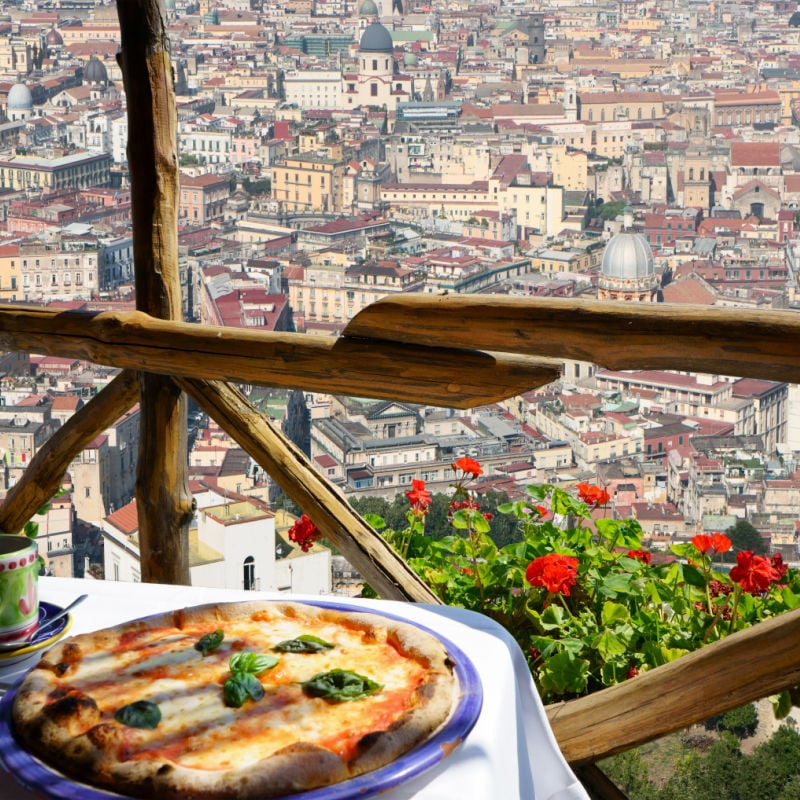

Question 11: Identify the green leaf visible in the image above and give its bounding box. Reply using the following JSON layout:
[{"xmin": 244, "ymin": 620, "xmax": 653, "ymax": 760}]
[
  {"xmin": 470, "ymin": 512, "xmax": 491, "ymax": 534},
  {"xmin": 194, "ymin": 629, "xmax": 224, "ymax": 656},
  {"xmin": 114, "ymin": 700, "xmax": 161, "ymax": 729},
  {"xmin": 301, "ymin": 669, "xmax": 383, "ymax": 702},
  {"xmin": 272, "ymin": 634, "xmax": 335, "ymax": 653},
  {"xmin": 526, "ymin": 484, "xmax": 552, "ymax": 500},
  {"xmin": 450, "ymin": 509, "xmax": 471, "ymax": 529},
  {"xmin": 681, "ymin": 563, "xmax": 707, "ymax": 588},
  {"xmin": 533, "ymin": 603, "xmax": 566, "ymax": 630},
  {"xmin": 600, "ymin": 573, "xmax": 635, "ymax": 595},
  {"xmin": 538, "ymin": 652, "xmax": 589, "ymax": 695},
  {"xmin": 771, "ymin": 690, "xmax": 793, "ymax": 719},
  {"xmin": 364, "ymin": 513, "xmax": 386, "ymax": 530},
  {"xmin": 592, "ymin": 628, "xmax": 628, "ymax": 659},
  {"xmin": 602, "ymin": 601, "xmax": 630, "ymax": 626},
  {"xmin": 224, "ymin": 672, "xmax": 265, "ymax": 707},
  {"xmin": 229, "ymin": 652, "xmax": 279, "ymax": 675}
]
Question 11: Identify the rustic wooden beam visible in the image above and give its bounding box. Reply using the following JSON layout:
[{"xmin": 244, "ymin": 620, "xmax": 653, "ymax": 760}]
[
  {"xmin": 179, "ymin": 377, "xmax": 442, "ymax": 603},
  {"xmin": 0, "ymin": 306, "xmax": 560, "ymax": 409},
  {"xmin": 0, "ymin": 371, "xmax": 140, "ymax": 534},
  {"xmin": 546, "ymin": 606, "xmax": 800, "ymax": 765},
  {"xmin": 573, "ymin": 766, "xmax": 631, "ymax": 800},
  {"xmin": 345, "ymin": 295, "xmax": 800, "ymax": 384},
  {"xmin": 117, "ymin": 0, "xmax": 192, "ymax": 585}
]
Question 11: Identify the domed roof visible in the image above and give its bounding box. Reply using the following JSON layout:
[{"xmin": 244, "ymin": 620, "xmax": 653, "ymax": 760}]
[
  {"xmin": 7, "ymin": 83, "xmax": 32, "ymax": 110},
  {"xmin": 601, "ymin": 230, "xmax": 655, "ymax": 280},
  {"xmin": 358, "ymin": 0, "xmax": 379, "ymax": 16},
  {"xmin": 359, "ymin": 21, "xmax": 393, "ymax": 52},
  {"xmin": 403, "ymin": 51, "xmax": 418, "ymax": 66},
  {"xmin": 84, "ymin": 55, "xmax": 108, "ymax": 85},
  {"xmin": 46, "ymin": 28, "xmax": 63, "ymax": 46}
]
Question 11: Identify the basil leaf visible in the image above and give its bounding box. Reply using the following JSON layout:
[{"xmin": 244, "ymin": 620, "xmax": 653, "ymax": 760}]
[
  {"xmin": 224, "ymin": 672, "xmax": 265, "ymax": 708},
  {"xmin": 229, "ymin": 652, "xmax": 279, "ymax": 675},
  {"xmin": 114, "ymin": 700, "xmax": 161, "ymax": 729},
  {"xmin": 272, "ymin": 634, "xmax": 335, "ymax": 653},
  {"xmin": 194, "ymin": 629, "xmax": 224, "ymax": 656},
  {"xmin": 301, "ymin": 669, "xmax": 383, "ymax": 702}
]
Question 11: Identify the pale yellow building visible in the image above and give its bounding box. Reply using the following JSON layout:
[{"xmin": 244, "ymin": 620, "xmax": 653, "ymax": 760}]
[
  {"xmin": 551, "ymin": 147, "xmax": 589, "ymax": 192},
  {"xmin": 0, "ymin": 244, "xmax": 20, "ymax": 302},
  {"xmin": 0, "ymin": 151, "xmax": 112, "ymax": 192},
  {"xmin": 272, "ymin": 155, "xmax": 346, "ymax": 214}
]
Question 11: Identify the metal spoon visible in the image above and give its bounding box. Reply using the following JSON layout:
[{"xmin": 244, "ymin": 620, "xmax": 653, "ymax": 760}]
[{"xmin": 0, "ymin": 594, "xmax": 88, "ymax": 652}]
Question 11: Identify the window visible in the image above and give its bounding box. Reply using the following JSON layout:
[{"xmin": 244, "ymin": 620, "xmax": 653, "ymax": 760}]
[
  {"xmin": 243, "ymin": 556, "xmax": 255, "ymax": 590},
  {"xmin": 371, "ymin": 83, "xmax": 378, "ymax": 97},
  {"xmin": 372, "ymin": 59, "xmax": 378, "ymax": 70}
]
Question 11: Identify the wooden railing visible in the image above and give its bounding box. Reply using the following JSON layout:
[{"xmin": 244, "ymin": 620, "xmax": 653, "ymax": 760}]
[{"xmin": 3, "ymin": 3, "xmax": 800, "ymax": 798}]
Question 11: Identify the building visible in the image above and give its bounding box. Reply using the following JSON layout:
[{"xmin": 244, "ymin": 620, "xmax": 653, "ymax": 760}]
[
  {"xmin": 180, "ymin": 172, "xmax": 230, "ymax": 225},
  {"xmin": 271, "ymin": 155, "xmax": 346, "ymax": 214},
  {"xmin": 598, "ymin": 220, "xmax": 659, "ymax": 302},
  {"xmin": 0, "ymin": 151, "xmax": 112, "ymax": 192},
  {"xmin": 102, "ymin": 489, "xmax": 331, "ymax": 593}
]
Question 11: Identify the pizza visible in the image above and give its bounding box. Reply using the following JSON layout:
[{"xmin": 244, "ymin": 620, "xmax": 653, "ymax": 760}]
[{"xmin": 10, "ymin": 600, "xmax": 460, "ymax": 799}]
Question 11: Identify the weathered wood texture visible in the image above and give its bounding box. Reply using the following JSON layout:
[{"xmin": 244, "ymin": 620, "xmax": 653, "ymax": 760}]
[
  {"xmin": 0, "ymin": 306, "xmax": 560, "ymax": 409},
  {"xmin": 0, "ymin": 371, "xmax": 140, "ymax": 534},
  {"xmin": 346, "ymin": 295, "xmax": 800, "ymax": 383},
  {"xmin": 179, "ymin": 377, "xmax": 441, "ymax": 603},
  {"xmin": 573, "ymin": 766, "xmax": 631, "ymax": 800},
  {"xmin": 118, "ymin": 0, "xmax": 192, "ymax": 585},
  {"xmin": 546, "ymin": 605, "xmax": 800, "ymax": 765}
]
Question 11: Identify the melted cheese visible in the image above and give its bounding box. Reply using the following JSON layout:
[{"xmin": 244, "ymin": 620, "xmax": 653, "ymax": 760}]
[{"xmin": 59, "ymin": 609, "xmax": 428, "ymax": 769}]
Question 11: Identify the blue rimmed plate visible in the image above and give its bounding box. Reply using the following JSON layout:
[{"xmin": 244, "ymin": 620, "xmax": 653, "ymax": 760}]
[
  {"xmin": 0, "ymin": 601, "xmax": 73, "ymax": 667},
  {"xmin": 0, "ymin": 599, "xmax": 482, "ymax": 800}
]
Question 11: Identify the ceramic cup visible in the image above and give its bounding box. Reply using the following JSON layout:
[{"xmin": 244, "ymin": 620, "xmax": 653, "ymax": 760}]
[{"xmin": 0, "ymin": 535, "xmax": 39, "ymax": 645}]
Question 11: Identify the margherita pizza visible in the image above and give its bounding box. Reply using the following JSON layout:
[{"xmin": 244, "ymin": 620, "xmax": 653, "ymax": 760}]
[{"xmin": 11, "ymin": 600, "xmax": 460, "ymax": 799}]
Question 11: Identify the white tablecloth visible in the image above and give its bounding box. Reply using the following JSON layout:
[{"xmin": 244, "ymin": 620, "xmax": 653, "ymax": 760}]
[{"xmin": 0, "ymin": 577, "xmax": 589, "ymax": 800}]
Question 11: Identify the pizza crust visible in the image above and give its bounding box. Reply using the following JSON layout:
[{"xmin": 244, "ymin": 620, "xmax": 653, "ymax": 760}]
[{"xmin": 11, "ymin": 600, "xmax": 460, "ymax": 799}]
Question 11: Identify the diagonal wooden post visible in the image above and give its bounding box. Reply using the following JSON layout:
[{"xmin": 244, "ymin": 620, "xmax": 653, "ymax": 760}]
[{"xmin": 117, "ymin": 0, "xmax": 192, "ymax": 584}]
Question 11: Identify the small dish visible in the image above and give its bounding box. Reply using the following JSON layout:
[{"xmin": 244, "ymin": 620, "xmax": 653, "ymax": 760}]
[{"xmin": 0, "ymin": 601, "xmax": 72, "ymax": 667}]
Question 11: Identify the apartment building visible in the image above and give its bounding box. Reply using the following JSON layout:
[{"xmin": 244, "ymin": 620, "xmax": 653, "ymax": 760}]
[
  {"xmin": 18, "ymin": 239, "xmax": 99, "ymax": 302},
  {"xmin": 180, "ymin": 172, "xmax": 230, "ymax": 225},
  {"xmin": 271, "ymin": 155, "xmax": 346, "ymax": 214},
  {"xmin": 0, "ymin": 151, "xmax": 112, "ymax": 192}
]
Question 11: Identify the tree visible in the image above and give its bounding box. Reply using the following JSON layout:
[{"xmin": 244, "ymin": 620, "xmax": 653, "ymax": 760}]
[
  {"xmin": 598, "ymin": 199, "xmax": 627, "ymax": 221},
  {"xmin": 725, "ymin": 519, "xmax": 767, "ymax": 558},
  {"xmin": 706, "ymin": 703, "xmax": 759, "ymax": 738}
]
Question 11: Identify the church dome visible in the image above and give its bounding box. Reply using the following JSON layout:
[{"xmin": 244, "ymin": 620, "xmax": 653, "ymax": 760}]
[
  {"xmin": 601, "ymin": 230, "xmax": 655, "ymax": 280},
  {"xmin": 7, "ymin": 83, "xmax": 32, "ymax": 110},
  {"xmin": 359, "ymin": 22, "xmax": 393, "ymax": 52},
  {"xmin": 84, "ymin": 56, "xmax": 108, "ymax": 85},
  {"xmin": 403, "ymin": 51, "xmax": 418, "ymax": 66},
  {"xmin": 358, "ymin": 0, "xmax": 379, "ymax": 16},
  {"xmin": 46, "ymin": 28, "xmax": 63, "ymax": 46}
]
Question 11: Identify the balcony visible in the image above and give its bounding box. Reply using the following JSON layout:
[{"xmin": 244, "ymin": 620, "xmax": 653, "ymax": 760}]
[{"xmin": 3, "ymin": 6, "xmax": 800, "ymax": 800}]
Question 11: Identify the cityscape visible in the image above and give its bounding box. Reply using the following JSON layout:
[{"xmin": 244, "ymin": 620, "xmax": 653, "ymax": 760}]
[{"xmin": 0, "ymin": 0, "xmax": 797, "ymax": 602}]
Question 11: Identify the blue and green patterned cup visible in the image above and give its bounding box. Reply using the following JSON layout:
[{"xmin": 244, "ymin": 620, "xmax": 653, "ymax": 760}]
[{"xmin": 0, "ymin": 535, "xmax": 39, "ymax": 645}]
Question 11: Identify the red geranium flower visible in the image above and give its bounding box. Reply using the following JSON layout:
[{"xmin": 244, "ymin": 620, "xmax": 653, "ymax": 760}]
[
  {"xmin": 525, "ymin": 553, "xmax": 580, "ymax": 596},
  {"xmin": 627, "ymin": 549, "xmax": 651, "ymax": 564},
  {"xmin": 576, "ymin": 483, "xmax": 611, "ymax": 507},
  {"xmin": 405, "ymin": 479, "xmax": 432, "ymax": 512},
  {"xmin": 729, "ymin": 550, "xmax": 777, "ymax": 594},
  {"xmin": 712, "ymin": 533, "xmax": 732, "ymax": 553},
  {"xmin": 772, "ymin": 553, "xmax": 789, "ymax": 581},
  {"xmin": 692, "ymin": 533, "xmax": 732, "ymax": 555},
  {"xmin": 287, "ymin": 513, "xmax": 320, "ymax": 553},
  {"xmin": 451, "ymin": 456, "xmax": 483, "ymax": 478}
]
